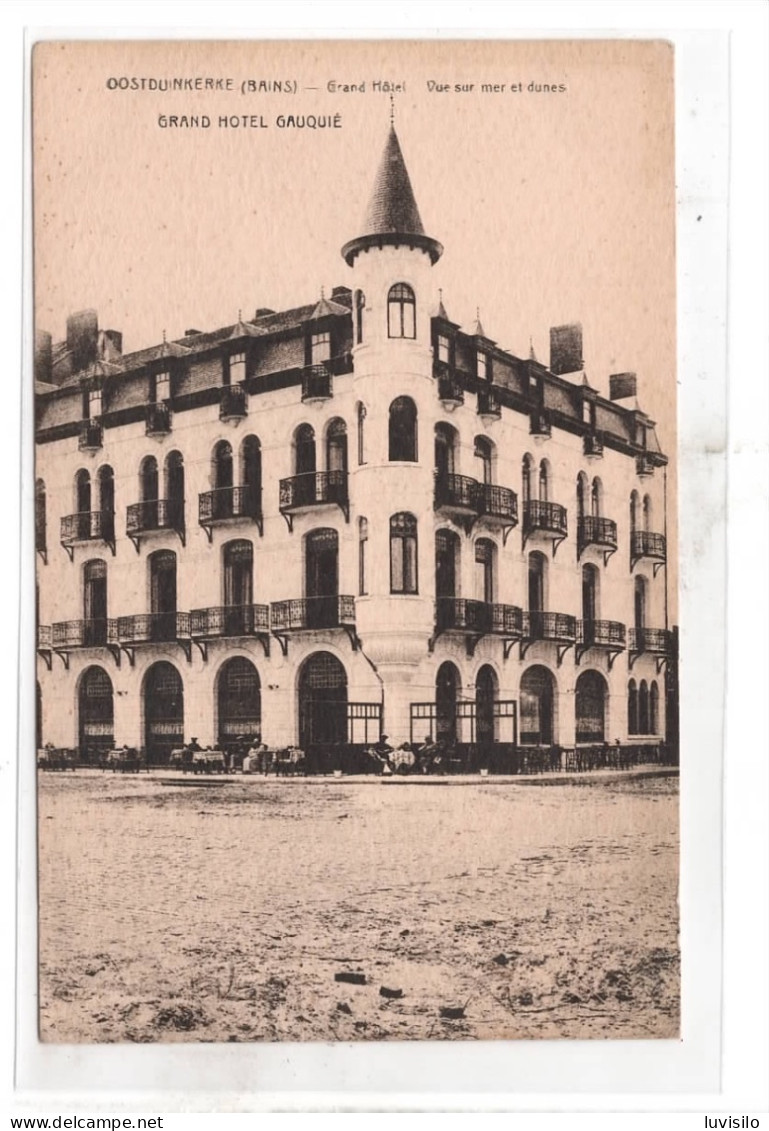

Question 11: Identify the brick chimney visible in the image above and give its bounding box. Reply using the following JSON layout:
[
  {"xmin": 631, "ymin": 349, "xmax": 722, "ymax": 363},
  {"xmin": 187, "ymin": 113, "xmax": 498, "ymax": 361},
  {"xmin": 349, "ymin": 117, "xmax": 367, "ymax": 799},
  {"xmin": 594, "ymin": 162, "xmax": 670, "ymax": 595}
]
[
  {"xmin": 34, "ymin": 329, "xmax": 53, "ymax": 385},
  {"xmin": 66, "ymin": 309, "xmax": 99, "ymax": 373},
  {"xmin": 549, "ymin": 323, "xmax": 584, "ymax": 376},
  {"xmin": 609, "ymin": 372, "xmax": 638, "ymax": 401}
]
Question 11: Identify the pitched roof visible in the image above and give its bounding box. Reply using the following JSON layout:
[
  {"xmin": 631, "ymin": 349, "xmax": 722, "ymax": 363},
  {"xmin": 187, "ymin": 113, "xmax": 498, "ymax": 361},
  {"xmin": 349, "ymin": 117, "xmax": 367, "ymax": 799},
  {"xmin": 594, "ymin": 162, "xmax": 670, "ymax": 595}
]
[{"xmin": 363, "ymin": 126, "xmax": 426, "ymax": 237}]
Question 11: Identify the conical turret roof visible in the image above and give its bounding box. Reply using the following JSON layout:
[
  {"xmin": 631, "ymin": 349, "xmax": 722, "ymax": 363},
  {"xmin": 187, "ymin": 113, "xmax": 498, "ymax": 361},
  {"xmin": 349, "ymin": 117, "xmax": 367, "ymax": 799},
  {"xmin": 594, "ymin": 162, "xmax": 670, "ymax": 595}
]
[{"xmin": 342, "ymin": 125, "xmax": 442, "ymax": 266}]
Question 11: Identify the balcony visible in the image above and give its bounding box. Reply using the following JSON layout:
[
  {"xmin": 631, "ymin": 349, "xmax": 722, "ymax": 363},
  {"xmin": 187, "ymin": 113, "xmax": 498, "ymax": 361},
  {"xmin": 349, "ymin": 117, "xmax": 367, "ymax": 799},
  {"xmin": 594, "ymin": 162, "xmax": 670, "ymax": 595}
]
[
  {"xmin": 301, "ymin": 364, "xmax": 333, "ymax": 403},
  {"xmin": 279, "ymin": 471, "xmax": 349, "ymax": 531},
  {"xmin": 36, "ymin": 624, "xmax": 52, "ymax": 669},
  {"xmin": 520, "ymin": 610, "xmax": 577, "ymax": 664},
  {"xmin": 60, "ymin": 510, "xmax": 116, "ymax": 560},
  {"xmin": 434, "ymin": 474, "xmax": 518, "ymax": 539},
  {"xmin": 433, "ymin": 361, "xmax": 464, "ymax": 407},
  {"xmin": 126, "ymin": 499, "xmax": 186, "ymax": 551},
  {"xmin": 476, "ymin": 386, "xmax": 501, "ymax": 420},
  {"xmin": 190, "ymin": 604, "xmax": 270, "ymax": 660},
  {"xmin": 198, "ymin": 485, "xmax": 263, "ymax": 540},
  {"xmin": 576, "ymin": 619, "xmax": 626, "ymax": 668},
  {"xmin": 636, "ymin": 453, "xmax": 656, "ymax": 477},
  {"xmin": 270, "ymin": 595, "xmax": 358, "ymax": 654},
  {"xmin": 146, "ymin": 402, "xmax": 172, "ymax": 437},
  {"xmin": 522, "ymin": 499, "xmax": 568, "ymax": 555},
  {"xmin": 117, "ymin": 611, "xmax": 192, "ymax": 664},
  {"xmin": 577, "ymin": 515, "xmax": 618, "ymax": 563},
  {"xmin": 630, "ymin": 530, "xmax": 667, "ymax": 575},
  {"xmin": 530, "ymin": 409, "xmax": 551, "ymax": 437},
  {"xmin": 431, "ymin": 598, "xmax": 524, "ymax": 657},
  {"xmin": 583, "ymin": 432, "xmax": 604, "ymax": 457},
  {"xmin": 78, "ymin": 419, "xmax": 103, "ymax": 452},
  {"xmin": 51, "ymin": 619, "xmax": 121, "ymax": 668},
  {"xmin": 629, "ymin": 627, "xmax": 671, "ymax": 672},
  {"xmin": 219, "ymin": 384, "xmax": 247, "ymax": 422}
]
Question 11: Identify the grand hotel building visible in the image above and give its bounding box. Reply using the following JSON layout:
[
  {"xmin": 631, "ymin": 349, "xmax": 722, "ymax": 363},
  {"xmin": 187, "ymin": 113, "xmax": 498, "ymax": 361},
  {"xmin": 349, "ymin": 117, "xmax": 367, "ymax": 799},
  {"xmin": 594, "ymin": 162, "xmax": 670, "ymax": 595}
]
[{"xmin": 33, "ymin": 124, "xmax": 676, "ymax": 768}]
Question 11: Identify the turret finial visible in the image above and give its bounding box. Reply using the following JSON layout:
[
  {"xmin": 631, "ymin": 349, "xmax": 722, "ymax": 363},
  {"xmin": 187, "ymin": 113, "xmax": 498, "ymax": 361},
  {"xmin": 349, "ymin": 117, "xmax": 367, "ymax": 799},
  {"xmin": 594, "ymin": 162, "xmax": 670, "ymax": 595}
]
[
  {"xmin": 529, "ymin": 336, "xmax": 537, "ymax": 361},
  {"xmin": 389, "ymin": 94, "xmax": 395, "ymax": 126},
  {"xmin": 320, "ymin": 284, "xmax": 325, "ymax": 300},
  {"xmin": 162, "ymin": 328, "xmax": 167, "ymax": 344}
]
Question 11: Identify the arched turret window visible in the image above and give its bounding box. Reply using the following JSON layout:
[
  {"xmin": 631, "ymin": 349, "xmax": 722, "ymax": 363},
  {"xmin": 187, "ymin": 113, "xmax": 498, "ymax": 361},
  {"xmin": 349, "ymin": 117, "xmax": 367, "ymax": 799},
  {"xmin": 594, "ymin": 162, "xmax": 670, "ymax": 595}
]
[
  {"xmin": 355, "ymin": 290, "xmax": 365, "ymax": 344},
  {"xmin": 390, "ymin": 513, "xmax": 418, "ymax": 594},
  {"xmin": 389, "ymin": 397, "xmax": 417, "ymax": 462},
  {"xmin": 358, "ymin": 517, "xmax": 368, "ymax": 596},
  {"xmin": 474, "ymin": 437, "xmax": 493, "ymax": 485},
  {"xmin": 387, "ymin": 283, "xmax": 416, "ymax": 339}
]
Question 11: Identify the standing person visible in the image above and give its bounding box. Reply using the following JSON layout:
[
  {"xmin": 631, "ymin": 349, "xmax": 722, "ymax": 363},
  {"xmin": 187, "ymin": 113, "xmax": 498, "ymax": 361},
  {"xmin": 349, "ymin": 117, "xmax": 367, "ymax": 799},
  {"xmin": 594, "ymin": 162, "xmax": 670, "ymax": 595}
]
[{"xmin": 373, "ymin": 734, "xmax": 395, "ymax": 775}]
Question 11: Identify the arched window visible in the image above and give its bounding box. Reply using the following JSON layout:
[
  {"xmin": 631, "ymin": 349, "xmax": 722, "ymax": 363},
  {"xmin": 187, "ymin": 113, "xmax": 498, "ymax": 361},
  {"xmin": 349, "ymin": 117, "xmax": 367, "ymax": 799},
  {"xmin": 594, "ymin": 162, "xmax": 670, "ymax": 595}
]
[
  {"xmin": 639, "ymin": 680, "xmax": 650, "ymax": 735},
  {"xmin": 387, "ymin": 282, "xmax": 416, "ymax": 339},
  {"xmin": 435, "ymin": 528, "xmax": 460, "ymax": 602},
  {"xmin": 576, "ymin": 472, "xmax": 588, "ymax": 520},
  {"xmin": 294, "ymin": 424, "xmax": 316, "ymax": 476},
  {"xmin": 520, "ymin": 666, "xmax": 556, "ymax": 746},
  {"xmin": 474, "ymin": 436, "xmax": 493, "ymax": 485},
  {"xmin": 240, "ymin": 435, "xmax": 261, "ymax": 517},
  {"xmin": 35, "ymin": 479, "xmax": 46, "ymax": 555},
  {"xmin": 628, "ymin": 679, "xmax": 639, "ymax": 735},
  {"xmin": 539, "ymin": 459, "xmax": 550, "ymax": 503},
  {"xmin": 475, "ymin": 538, "xmax": 496, "ymax": 604},
  {"xmin": 75, "ymin": 468, "xmax": 91, "ymax": 514},
  {"xmin": 223, "ymin": 540, "xmax": 253, "ymax": 633},
  {"xmin": 165, "ymin": 451, "xmax": 185, "ymax": 530},
  {"xmin": 358, "ymin": 517, "xmax": 368, "ymax": 596},
  {"xmin": 436, "ymin": 661, "xmax": 460, "ymax": 744},
  {"xmin": 643, "ymin": 494, "xmax": 653, "ymax": 531},
  {"xmin": 389, "ymin": 396, "xmax": 417, "ymax": 462},
  {"xmin": 83, "ymin": 559, "xmax": 108, "ymax": 645},
  {"xmin": 575, "ymin": 670, "xmax": 607, "ymax": 743},
  {"xmin": 522, "ymin": 454, "xmax": 535, "ymax": 505},
  {"xmin": 591, "ymin": 477, "xmax": 602, "ymax": 518},
  {"xmin": 305, "ymin": 528, "xmax": 339, "ymax": 628},
  {"xmin": 213, "ymin": 440, "xmax": 233, "ymax": 491},
  {"xmin": 218, "ymin": 657, "xmax": 261, "ymax": 747},
  {"xmin": 390, "ymin": 512, "xmax": 418, "ymax": 594},
  {"xmin": 528, "ymin": 551, "xmax": 547, "ymax": 614},
  {"xmin": 326, "ymin": 418, "xmax": 348, "ymax": 474},
  {"xmin": 140, "ymin": 456, "xmax": 159, "ymax": 503},
  {"xmin": 630, "ymin": 490, "xmax": 640, "ymax": 535},
  {"xmin": 299, "ymin": 652, "xmax": 348, "ymax": 749},
  {"xmin": 434, "ymin": 423, "xmax": 457, "ymax": 478},
  {"xmin": 650, "ymin": 681, "xmax": 660, "ymax": 734},
  {"xmin": 79, "ymin": 665, "xmax": 114, "ymax": 759},
  {"xmin": 355, "ymin": 289, "xmax": 365, "ymax": 344},
  {"xmin": 634, "ymin": 575, "xmax": 647, "ymax": 631},
  {"xmin": 143, "ymin": 661, "xmax": 183, "ymax": 764},
  {"xmin": 357, "ymin": 402, "xmax": 366, "ymax": 465},
  {"xmin": 582, "ymin": 563, "xmax": 599, "ymax": 623},
  {"xmin": 149, "ymin": 549, "xmax": 177, "ymax": 641},
  {"xmin": 476, "ymin": 665, "xmax": 498, "ymax": 748}
]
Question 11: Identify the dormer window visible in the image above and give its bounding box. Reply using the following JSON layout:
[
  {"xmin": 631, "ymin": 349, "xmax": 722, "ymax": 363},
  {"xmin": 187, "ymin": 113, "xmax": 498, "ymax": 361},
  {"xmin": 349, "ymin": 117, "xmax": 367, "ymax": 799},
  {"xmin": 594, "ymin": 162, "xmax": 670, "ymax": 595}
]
[
  {"xmin": 229, "ymin": 351, "xmax": 246, "ymax": 385},
  {"xmin": 387, "ymin": 283, "xmax": 416, "ymax": 339},
  {"xmin": 154, "ymin": 368, "xmax": 171, "ymax": 403},
  {"xmin": 437, "ymin": 334, "xmax": 450, "ymax": 364},
  {"xmin": 87, "ymin": 385, "xmax": 102, "ymax": 420},
  {"xmin": 311, "ymin": 331, "xmax": 331, "ymax": 364},
  {"xmin": 477, "ymin": 351, "xmax": 490, "ymax": 381}
]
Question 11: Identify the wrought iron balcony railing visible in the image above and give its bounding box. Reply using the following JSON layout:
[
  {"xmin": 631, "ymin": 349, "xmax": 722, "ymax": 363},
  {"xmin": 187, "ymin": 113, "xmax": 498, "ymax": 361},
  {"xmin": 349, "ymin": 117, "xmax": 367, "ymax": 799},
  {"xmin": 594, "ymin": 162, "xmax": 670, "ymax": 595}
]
[
  {"xmin": 60, "ymin": 510, "xmax": 116, "ymax": 558},
  {"xmin": 631, "ymin": 530, "xmax": 666, "ymax": 563},
  {"xmin": 52, "ymin": 618, "xmax": 119, "ymax": 648},
  {"xmin": 279, "ymin": 471, "xmax": 349, "ymax": 529},
  {"xmin": 301, "ymin": 364, "xmax": 333, "ymax": 402},
  {"xmin": 271, "ymin": 595, "xmax": 356, "ymax": 632},
  {"xmin": 127, "ymin": 499, "xmax": 185, "ymax": 536},
  {"xmin": 577, "ymin": 619, "xmax": 626, "ymax": 649},
  {"xmin": 117, "ymin": 612, "xmax": 191, "ymax": 644},
  {"xmin": 219, "ymin": 383, "xmax": 247, "ymax": 421},
  {"xmin": 146, "ymin": 401, "xmax": 172, "ymax": 436},
  {"xmin": 476, "ymin": 386, "xmax": 501, "ymax": 419},
  {"xmin": 522, "ymin": 500, "xmax": 568, "ymax": 552},
  {"xmin": 190, "ymin": 604, "xmax": 270, "ymax": 638},
  {"xmin": 37, "ymin": 624, "xmax": 52, "ymax": 649},
  {"xmin": 78, "ymin": 420, "xmax": 103, "ymax": 451},
  {"xmin": 629, "ymin": 627, "xmax": 670, "ymax": 655},
  {"xmin": 522, "ymin": 611, "xmax": 577, "ymax": 643},
  {"xmin": 577, "ymin": 515, "xmax": 618, "ymax": 561},
  {"xmin": 198, "ymin": 486, "xmax": 262, "ymax": 532},
  {"xmin": 435, "ymin": 475, "xmax": 517, "ymax": 519},
  {"xmin": 435, "ymin": 597, "xmax": 492, "ymax": 634}
]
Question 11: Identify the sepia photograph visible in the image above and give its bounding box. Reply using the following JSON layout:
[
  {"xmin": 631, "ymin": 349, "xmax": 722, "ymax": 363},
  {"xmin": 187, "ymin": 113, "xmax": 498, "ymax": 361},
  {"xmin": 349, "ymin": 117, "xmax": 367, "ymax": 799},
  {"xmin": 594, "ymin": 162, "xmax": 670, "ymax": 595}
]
[{"xmin": 32, "ymin": 38, "xmax": 679, "ymax": 1045}]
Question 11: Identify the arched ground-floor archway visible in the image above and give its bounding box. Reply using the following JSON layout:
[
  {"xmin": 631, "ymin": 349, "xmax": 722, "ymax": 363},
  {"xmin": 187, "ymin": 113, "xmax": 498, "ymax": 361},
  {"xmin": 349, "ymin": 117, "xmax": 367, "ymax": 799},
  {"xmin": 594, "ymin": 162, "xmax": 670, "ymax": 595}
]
[
  {"xmin": 520, "ymin": 665, "xmax": 556, "ymax": 746},
  {"xmin": 78, "ymin": 665, "xmax": 114, "ymax": 760},
  {"xmin": 475, "ymin": 664, "xmax": 498, "ymax": 748},
  {"xmin": 298, "ymin": 651, "xmax": 347, "ymax": 750},
  {"xmin": 144, "ymin": 661, "xmax": 184, "ymax": 765},
  {"xmin": 575, "ymin": 669, "xmax": 608, "ymax": 743},
  {"xmin": 217, "ymin": 656, "xmax": 261, "ymax": 748},
  {"xmin": 436, "ymin": 661, "xmax": 461, "ymax": 744}
]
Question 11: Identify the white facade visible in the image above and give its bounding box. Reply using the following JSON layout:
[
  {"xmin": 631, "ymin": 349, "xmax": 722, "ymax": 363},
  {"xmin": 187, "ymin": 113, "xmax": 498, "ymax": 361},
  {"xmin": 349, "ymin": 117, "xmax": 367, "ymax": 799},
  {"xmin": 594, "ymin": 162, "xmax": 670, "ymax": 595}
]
[{"xmin": 34, "ymin": 126, "xmax": 673, "ymax": 767}]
